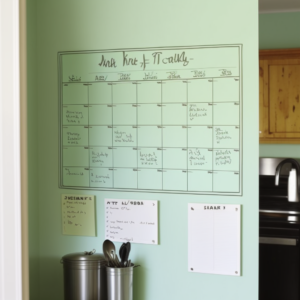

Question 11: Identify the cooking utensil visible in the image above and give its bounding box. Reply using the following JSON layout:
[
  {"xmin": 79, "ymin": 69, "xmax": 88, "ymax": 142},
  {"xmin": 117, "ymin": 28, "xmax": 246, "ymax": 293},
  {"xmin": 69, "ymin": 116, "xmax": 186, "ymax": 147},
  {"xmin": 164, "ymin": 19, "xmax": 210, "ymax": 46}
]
[
  {"xmin": 103, "ymin": 239, "xmax": 116, "ymax": 259},
  {"xmin": 103, "ymin": 241, "xmax": 112, "ymax": 264},
  {"xmin": 110, "ymin": 250, "xmax": 121, "ymax": 267},
  {"xmin": 103, "ymin": 239, "xmax": 120, "ymax": 267},
  {"xmin": 105, "ymin": 250, "xmax": 116, "ymax": 267},
  {"xmin": 119, "ymin": 243, "xmax": 127, "ymax": 266},
  {"xmin": 114, "ymin": 251, "xmax": 121, "ymax": 266},
  {"xmin": 124, "ymin": 242, "xmax": 131, "ymax": 264}
]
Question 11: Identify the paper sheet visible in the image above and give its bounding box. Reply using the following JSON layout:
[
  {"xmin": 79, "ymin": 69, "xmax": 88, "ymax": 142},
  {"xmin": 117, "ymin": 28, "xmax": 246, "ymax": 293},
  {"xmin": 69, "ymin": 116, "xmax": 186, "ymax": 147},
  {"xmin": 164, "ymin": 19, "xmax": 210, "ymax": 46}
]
[
  {"xmin": 62, "ymin": 194, "xmax": 96, "ymax": 236},
  {"xmin": 105, "ymin": 198, "xmax": 158, "ymax": 244},
  {"xmin": 188, "ymin": 203, "xmax": 241, "ymax": 276}
]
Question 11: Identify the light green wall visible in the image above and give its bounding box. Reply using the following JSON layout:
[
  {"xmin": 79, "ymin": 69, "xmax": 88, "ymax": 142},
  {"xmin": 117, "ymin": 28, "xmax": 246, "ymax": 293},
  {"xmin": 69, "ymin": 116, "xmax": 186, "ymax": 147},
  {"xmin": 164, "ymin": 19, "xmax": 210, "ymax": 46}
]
[
  {"xmin": 26, "ymin": 0, "xmax": 39, "ymax": 299},
  {"xmin": 260, "ymin": 144, "xmax": 300, "ymax": 158},
  {"xmin": 28, "ymin": 1, "xmax": 259, "ymax": 299},
  {"xmin": 259, "ymin": 12, "xmax": 300, "ymax": 50},
  {"xmin": 259, "ymin": 12, "xmax": 300, "ymax": 159}
]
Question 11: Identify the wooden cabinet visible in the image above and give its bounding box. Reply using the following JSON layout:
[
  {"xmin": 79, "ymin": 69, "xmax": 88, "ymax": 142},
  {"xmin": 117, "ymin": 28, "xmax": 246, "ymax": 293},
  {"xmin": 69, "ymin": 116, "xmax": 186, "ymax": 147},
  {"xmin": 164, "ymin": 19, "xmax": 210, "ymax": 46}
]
[{"xmin": 259, "ymin": 49, "xmax": 300, "ymax": 143}]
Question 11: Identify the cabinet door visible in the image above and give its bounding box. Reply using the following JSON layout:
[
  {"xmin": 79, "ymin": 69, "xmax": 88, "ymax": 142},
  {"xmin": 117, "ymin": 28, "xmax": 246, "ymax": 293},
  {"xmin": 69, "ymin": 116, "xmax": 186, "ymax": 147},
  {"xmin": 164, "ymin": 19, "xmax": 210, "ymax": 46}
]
[
  {"xmin": 259, "ymin": 49, "xmax": 300, "ymax": 144},
  {"xmin": 269, "ymin": 64, "xmax": 300, "ymax": 136},
  {"xmin": 259, "ymin": 60, "xmax": 268, "ymax": 140}
]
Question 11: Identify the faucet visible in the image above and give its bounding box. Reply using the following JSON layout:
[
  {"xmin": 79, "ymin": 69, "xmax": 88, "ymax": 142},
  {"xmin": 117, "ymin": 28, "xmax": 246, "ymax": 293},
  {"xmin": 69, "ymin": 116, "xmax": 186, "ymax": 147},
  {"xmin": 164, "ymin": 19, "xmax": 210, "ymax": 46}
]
[{"xmin": 275, "ymin": 158, "xmax": 300, "ymax": 202}]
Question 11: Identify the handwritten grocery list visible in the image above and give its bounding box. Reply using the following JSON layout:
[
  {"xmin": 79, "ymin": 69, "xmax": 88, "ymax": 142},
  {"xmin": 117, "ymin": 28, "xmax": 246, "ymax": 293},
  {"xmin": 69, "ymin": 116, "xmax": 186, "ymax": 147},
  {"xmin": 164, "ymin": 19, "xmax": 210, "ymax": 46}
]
[
  {"xmin": 62, "ymin": 194, "xmax": 96, "ymax": 236},
  {"xmin": 105, "ymin": 198, "xmax": 158, "ymax": 244}
]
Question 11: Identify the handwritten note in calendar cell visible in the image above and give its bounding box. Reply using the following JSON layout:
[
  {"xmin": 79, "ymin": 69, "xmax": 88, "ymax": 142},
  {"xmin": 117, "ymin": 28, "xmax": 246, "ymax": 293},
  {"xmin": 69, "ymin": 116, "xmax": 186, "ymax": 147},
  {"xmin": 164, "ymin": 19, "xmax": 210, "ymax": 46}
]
[
  {"xmin": 62, "ymin": 194, "xmax": 96, "ymax": 236},
  {"xmin": 188, "ymin": 203, "xmax": 241, "ymax": 276},
  {"xmin": 105, "ymin": 199, "xmax": 158, "ymax": 244}
]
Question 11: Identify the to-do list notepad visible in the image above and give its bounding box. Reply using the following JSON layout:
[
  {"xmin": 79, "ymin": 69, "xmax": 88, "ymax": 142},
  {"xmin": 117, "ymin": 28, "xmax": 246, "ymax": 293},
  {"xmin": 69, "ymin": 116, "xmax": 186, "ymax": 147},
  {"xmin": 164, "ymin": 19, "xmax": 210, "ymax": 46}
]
[
  {"xmin": 62, "ymin": 194, "xmax": 96, "ymax": 236},
  {"xmin": 105, "ymin": 199, "xmax": 158, "ymax": 244},
  {"xmin": 188, "ymin": 203, "xmax": 241, "ymax": 276}
]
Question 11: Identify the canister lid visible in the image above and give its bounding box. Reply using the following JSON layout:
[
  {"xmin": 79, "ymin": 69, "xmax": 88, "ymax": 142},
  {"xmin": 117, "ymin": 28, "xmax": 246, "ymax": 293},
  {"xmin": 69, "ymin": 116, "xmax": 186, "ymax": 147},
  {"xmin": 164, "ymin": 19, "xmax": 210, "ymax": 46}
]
[{"xmin": 62, "ymin": 249, "xmax": 106, "ymax": 262}]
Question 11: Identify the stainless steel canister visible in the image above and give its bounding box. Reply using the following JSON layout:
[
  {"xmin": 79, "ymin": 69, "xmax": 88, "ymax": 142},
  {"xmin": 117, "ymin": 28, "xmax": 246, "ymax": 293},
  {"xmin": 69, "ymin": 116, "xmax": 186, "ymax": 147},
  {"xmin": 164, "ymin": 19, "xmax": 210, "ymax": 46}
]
[
  {"xmin": 106, "ymin": 265, "xmax": 134, "ymax": 300},
  {"xmin": 61, "ymin": 250, "xmax": 107, "ymax": 300}
]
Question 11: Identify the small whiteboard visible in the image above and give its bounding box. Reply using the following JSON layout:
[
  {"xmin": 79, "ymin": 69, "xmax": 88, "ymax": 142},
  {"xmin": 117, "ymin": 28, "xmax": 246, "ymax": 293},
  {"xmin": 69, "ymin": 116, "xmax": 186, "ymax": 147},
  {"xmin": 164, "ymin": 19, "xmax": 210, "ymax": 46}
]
[
  {"xmin": 105, "ymin": 199, "xmax": 158, "ymax": 244},
  {"xmin": 188, "ymin": 203, "xmax": 241, "ymax": 276}
]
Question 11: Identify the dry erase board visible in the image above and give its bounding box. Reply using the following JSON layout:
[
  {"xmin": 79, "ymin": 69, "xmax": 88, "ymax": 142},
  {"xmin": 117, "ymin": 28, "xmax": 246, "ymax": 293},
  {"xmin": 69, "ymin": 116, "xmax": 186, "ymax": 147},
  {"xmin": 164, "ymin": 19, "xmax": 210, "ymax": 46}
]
[
  {"xmin": 58, "ymin": 45, "xmax": 242, "ymax": 195},
  {"xmin": 105, "ymin": 198, "xmax": 158, "ymax": 244},
  {"xmin": 188, "ymin": 203, "xmax": 241, "ymax": 276}
]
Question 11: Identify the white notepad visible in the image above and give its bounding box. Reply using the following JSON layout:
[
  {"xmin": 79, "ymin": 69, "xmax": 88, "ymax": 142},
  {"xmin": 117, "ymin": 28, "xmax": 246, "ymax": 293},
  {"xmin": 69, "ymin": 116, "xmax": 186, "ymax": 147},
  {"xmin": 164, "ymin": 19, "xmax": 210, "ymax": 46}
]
[
  {"xmin": 188, "ymin": 203, "xmax": 241, "ymax": 276},
  {"xmin": 105, "ymin": 198, "xmax": 158, "ymax": 244}
]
